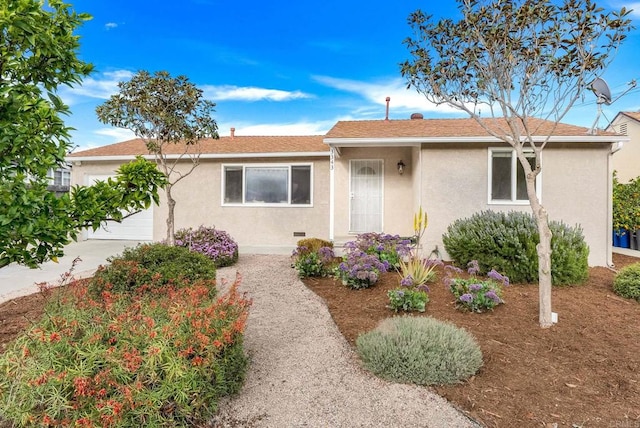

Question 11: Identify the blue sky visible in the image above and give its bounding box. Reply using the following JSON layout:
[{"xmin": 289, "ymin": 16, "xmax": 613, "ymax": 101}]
[{"xmin": 62, "ymin": 0, "xmax": 640, "ymax": 150}]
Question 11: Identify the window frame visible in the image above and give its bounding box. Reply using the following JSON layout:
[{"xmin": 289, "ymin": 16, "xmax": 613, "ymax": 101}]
[
  {"xmin": 487, "ymin": 148, "xmax": 542, "ymax": 205},
  {"xmin": 221, "ymin": 163, "xmax": 313, "ymax": 207}
]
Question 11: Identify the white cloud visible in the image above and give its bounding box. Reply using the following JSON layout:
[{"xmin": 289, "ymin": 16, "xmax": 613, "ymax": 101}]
[
  {"xmin": 60, "ymin": 70, "xmax": 133, "ymax": 105},
  {"xmin": 624, "ymin": 3, "xmax": 640, "ymax": 18},
  {"xmin": 218, "ymin": 119, "xmax": 335, "ymax": 136},
  {"xmin": 313, "ymin": 75, "xmax": 461, "ymax": 115},
  {"xmin": 94, "ymin": 127, "xmax": 137, "ymax": 142},
  {"xmin": 202, "ymin": 85, "xmax": 313, "ymax": 102},
  {"xmin": 105, "ymin": 22, "xmax": 118, "ymax": 30}
]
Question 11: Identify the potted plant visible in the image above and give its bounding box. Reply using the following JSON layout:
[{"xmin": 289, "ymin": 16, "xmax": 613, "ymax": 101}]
[{"xmin": 612, "ymin": 173, "xmax": 640, "ymax": 249}]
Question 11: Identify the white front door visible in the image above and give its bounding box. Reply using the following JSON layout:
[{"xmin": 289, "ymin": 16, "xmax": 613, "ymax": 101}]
[{"xmin": 349, "ymin": 160, "xmax": 383, "ymax": 233}]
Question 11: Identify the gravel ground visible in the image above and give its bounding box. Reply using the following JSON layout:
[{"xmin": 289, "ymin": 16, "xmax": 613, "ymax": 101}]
[{"xmin": 211, "ymin": 254, "xmax": 482, "ymax": 428}]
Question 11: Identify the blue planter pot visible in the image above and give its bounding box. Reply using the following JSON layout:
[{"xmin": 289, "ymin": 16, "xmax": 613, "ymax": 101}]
[{"xmin": 614, "ymin": 229, "xmax": 630, "ymax": 248}]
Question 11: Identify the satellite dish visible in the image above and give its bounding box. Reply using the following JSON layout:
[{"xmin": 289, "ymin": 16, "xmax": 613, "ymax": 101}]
[
  {"xmin": 588, "ymin": 78, "xmax": 636, "ymax": 134},
  {"xmin": 590, "ymin": 78, "xmax": 612, "ymax": 105}
]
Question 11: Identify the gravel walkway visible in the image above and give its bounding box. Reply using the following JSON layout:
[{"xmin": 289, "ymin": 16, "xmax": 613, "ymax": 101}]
[{"xmin": 212, "ymin": 254, "xmax": 482, "ymax": 428}]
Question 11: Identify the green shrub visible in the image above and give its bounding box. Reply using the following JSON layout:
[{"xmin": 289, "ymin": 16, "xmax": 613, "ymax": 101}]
[
  {"xmin": 356, "ymin": 316, "xmax": 482, "ymax": 385},
  {"xmin": 613, "ymin": 262, "xmax": 640, "ymax": 301},
  {"xmin": 0, "ymin": 275, "xmax": 250, "ymax": 427},
  {"xmin": 442, "ymin": 210, "xmax": 589, "ymax": 285},
  {"xmin": 88, "ymin": 243, "xmax": 216, "ymax": 295},
  {"xmin": 175, "ymin": 226, "xmax": 239, "ymax": 268},
  {"xmin": 445, "ymin": 261, "xmax": 508, "ymax": 313},
  {"xmin": 296, "ymin": 237, "xmax": 334, "ymax": 254},
  {"xmin": 291, "ymin": 245, "xmax": 335, "ymax": 278},
  {"xmin": 387, "ymin": 288, "xmax": 429, "ymax": 312}
]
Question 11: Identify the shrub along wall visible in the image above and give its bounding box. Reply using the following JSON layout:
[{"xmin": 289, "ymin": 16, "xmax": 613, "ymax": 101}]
[{"xmin": 443, "ymin": 210, "xmax": 589, "ymax": 285}]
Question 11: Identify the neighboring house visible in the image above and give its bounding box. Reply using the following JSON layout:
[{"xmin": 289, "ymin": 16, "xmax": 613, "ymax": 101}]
[
  {"xmin": 47, "ymin": 165, "xmax": 71, "ymax": 196},
  {"xmin": 68, "ymin": 116, "xmax": 627, "ymax": 266},
  {"xmin": 606, "ymin": 111, "xmax": 640, "ymax": 183}
]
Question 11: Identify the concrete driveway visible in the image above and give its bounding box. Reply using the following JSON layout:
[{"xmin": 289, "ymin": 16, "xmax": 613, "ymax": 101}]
[{"xmin": 0, "ymin": 240, "xmax": 143, "ymax": 304}]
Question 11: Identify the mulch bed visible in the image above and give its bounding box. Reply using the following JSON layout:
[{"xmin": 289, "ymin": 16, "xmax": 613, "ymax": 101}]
[{"xmin": 301, "ymin": 253, "xmax": 640, "ymax": 427}]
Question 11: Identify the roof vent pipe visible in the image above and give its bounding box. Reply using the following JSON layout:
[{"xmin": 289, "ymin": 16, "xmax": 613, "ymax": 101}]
[
  {"xmin": 385, "ymin": 97, "xmax": 390, "ymax": 121},
  {"xmin": 230, "ymin": 127, "xmax": 235, "ymax": 139}
]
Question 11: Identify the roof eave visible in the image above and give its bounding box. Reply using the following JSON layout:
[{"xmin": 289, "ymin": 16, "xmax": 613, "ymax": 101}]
[
  {"xmin": 323, "ymin": 135, "xmax": 629, "ymax": 147},
  {"xmin": 67, "ymin": 151, "xmax": 330, "ymax": 163}
]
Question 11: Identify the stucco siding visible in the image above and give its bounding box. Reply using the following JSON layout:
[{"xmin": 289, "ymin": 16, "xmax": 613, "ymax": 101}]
[
  {"xmin": 419, "ymin": 143, "xmax": 610, "ymax": 267},
  {"xmin": 70, "ymin": 157, "xmax": 330, "ymax": 253},
  {"xmin": 610, "ymin": 118, "xmax": 640, "ymax": 183}
]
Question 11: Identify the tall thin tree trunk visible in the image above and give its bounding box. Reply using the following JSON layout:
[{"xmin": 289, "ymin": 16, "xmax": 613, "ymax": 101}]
[
  {"xmin": 534, "ymin": 205, "xmax": 553, "ymax": 328},
  {"xmin": 527, "ymin": 174, "xmax": 553, "ymax": 328},
  {"xmin": 165, "ymin": 183, "xmax": 176, "ymax": 246}
]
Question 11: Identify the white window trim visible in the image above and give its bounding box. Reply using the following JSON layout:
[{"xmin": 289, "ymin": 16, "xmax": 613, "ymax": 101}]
[
  {"xmin": 487, "ymin": 148, "xmax": 542, "ymax": 205},
  {"xmin": 221, "ymin": 162, "xmax": 314, "ymax": 207}
]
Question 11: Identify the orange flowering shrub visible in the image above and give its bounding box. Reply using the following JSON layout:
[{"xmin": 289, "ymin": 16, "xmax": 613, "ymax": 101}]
[{"xmin": 0, "ymin": 270, "xmax": 251, "ymax": 427}]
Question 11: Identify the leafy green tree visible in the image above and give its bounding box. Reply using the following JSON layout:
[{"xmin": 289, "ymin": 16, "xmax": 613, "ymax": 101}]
[
  {"xmin": 0, "ymin": 1, "xmax": 167, "ymax": 268},
  {"xmin": 401, "ymin": 0, "xmax": 632, "ymax": 327},
  {"xmin": 96, "ymin": 71, "xmax": 219, "ymax": 245}
]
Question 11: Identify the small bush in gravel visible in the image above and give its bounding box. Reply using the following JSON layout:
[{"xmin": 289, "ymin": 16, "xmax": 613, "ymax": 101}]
[
  {"xmin": 613, "ymin": 262, "xmax": 640, "ymax": 301},
  {"xmin": 88, "ymin": 243, "xmax": 216, "ymax": 296},
  {"xmin": 442, "ymin": 210, "xmax": 589, "ymax": 285},
  {"xmin": 175, "ymin": 226, "xmax": 239, "ymax": 268},
  {"xmin": 356, "ymin": 316, "xmax": 483, "ymax": 385}
]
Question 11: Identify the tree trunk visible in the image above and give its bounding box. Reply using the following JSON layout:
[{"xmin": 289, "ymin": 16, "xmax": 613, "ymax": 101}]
[
  {"xmin": 165, "ymin": 184, "xmax": 176, "ymax": 246},
  {"xmin": 526, "ymin": 178, "xmax": 553, "ymax": 328},
  {"xmin": 534, "ymin": 204, "xmax": 553, "ymax": 328}
]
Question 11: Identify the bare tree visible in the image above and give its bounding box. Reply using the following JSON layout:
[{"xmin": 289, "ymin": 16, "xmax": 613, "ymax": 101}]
[
  {"xmin": 97, "ymin": 71, "xmax": 219, "ymax": 245},
  {"xmin": 401, "ymin": 0, "xmax": 632, "ymax": 327}
]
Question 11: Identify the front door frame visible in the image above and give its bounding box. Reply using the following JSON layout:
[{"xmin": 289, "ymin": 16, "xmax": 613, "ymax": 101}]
[{"xmin": 349, "ymin": 159, "xmax": 384, "ymax": 233}]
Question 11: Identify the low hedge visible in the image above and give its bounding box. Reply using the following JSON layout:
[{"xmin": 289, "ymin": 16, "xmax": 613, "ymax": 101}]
[
  {"xmin": 88, "ymin": 243, "xmax": 216, "ymax": 296},
  {"xmin": 442, "ymin": 210, "xmax": 589, "ymax": 285}
]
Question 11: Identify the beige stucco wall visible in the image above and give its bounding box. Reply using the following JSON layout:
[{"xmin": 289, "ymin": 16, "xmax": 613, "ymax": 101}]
[
  {"xmin": 332, "ymin": 146, "xmax": 415, "ymax": 239},
  {"xmin": 70, "ymin": 156, "xmax": 330, "ymax": 253},
  {"xmin": 419, "ymin": 143, "xmax": 611, "ymax": 266},
  {"xmin": 610, "ymin": 118, "xmax": 640, "ymax": 183}
]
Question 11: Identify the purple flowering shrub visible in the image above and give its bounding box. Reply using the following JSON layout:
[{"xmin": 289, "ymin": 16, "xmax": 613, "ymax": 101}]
[
  {"xmin": 445, "ymin": 260, "xmax": 509, "ymax": 313},
  {"xmin": 348, "ymin": 232, "xmax": 412, "ymax": 271},
  {"xmin": 291, "ymin": 245, "xmax": 335, "ymax": 278},
  {"xmin": 335, "ymin": 249, "xmax": 389, "ymax": 289},
  {"xmin": 175, "ymin": 226, "xmax": 239, "ymax": 268}
]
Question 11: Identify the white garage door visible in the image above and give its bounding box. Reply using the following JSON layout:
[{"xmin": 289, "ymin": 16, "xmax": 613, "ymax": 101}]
[{"xmin": 86, "ymin": 175, "xmax": 154, "ymax": 241}]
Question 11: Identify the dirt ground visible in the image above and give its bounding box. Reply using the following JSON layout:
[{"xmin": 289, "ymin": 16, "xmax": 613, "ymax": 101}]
[
  {"xmin": 302, "ymin": 254, "xmax": 640, "ymax": 428},
  {"xmin": 1, "ymin": 254, "xmax": 639, "ymax": 427}
]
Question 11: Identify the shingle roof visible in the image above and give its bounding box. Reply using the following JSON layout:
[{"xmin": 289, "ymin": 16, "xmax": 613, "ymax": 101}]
[
  {"xmin": 325, "ymin": 117, "xmax": 604, "ymax": 139},
  {"xmin": 618, "ymin": 111, "xmax": 640, "ymax": 123},
  {"xmin": 69, "ymin": 135, "xmax": 329, "ymax": 158}
]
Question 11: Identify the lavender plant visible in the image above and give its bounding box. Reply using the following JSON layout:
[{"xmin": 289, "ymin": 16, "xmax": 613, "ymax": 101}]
[
  {"xmin": 335, "ymin": 250, "xmax": 389, "ymax": 289},
  {"xmin": 445, "ymin": 260, "xmax": 509, "ymax": 313},
  {"xmin": 175, "ymin": 226, "xmax": 239, "ymax": 268}
]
